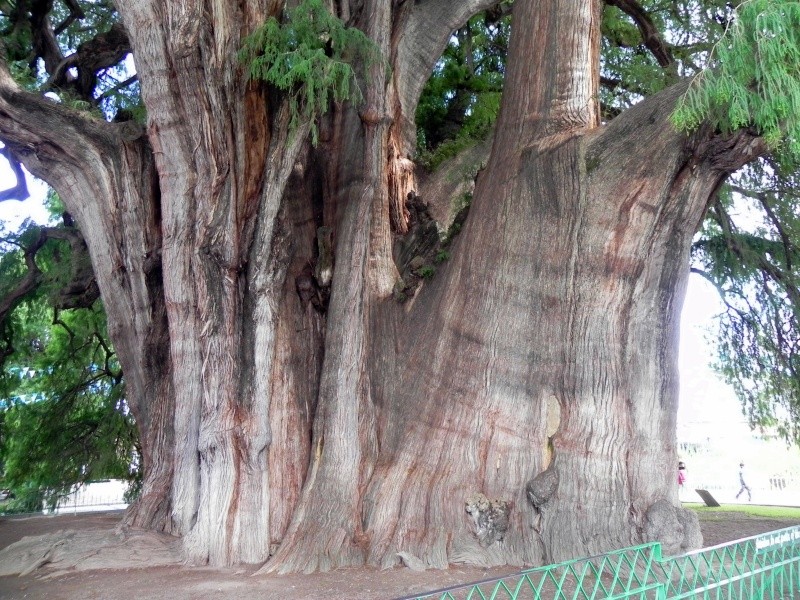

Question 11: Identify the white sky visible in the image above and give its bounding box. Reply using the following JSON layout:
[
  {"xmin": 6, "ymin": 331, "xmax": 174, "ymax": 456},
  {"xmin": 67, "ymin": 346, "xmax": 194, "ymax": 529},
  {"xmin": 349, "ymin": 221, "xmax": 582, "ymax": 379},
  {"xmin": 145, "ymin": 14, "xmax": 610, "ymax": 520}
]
[
  {"xmin": 678, "ymin": 274, "xmax": 750, "ymax": 429},
  {"xmin": 0, "ymin": 159, "xmax": 50, "ymax": 228}
]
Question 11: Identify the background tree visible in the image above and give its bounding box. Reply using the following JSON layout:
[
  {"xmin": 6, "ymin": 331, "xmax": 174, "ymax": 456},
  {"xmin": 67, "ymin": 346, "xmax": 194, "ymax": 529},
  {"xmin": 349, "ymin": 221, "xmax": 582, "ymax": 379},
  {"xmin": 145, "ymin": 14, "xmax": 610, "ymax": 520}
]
[
  {"xmin": 0, "ymin": 195, "xmax": 137, "ymax": 512},
  {"xmin": 0, "ymin": 300, "xmax": 137, "ymax": 512},
  {"xmin": 0, "ymin": 0, "xmax": 797, "ymax": 574},
  {"xmin": 692, "ymin": 161, "xmax": 800, "ymax": 444}
]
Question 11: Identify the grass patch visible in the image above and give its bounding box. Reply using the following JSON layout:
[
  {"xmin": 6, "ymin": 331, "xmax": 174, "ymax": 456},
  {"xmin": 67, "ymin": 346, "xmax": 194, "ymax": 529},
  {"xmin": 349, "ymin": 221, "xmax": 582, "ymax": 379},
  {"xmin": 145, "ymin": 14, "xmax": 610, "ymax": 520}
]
[{"xmin": 684, "ymin": 502, "xmax": 800, "ymax": 520}]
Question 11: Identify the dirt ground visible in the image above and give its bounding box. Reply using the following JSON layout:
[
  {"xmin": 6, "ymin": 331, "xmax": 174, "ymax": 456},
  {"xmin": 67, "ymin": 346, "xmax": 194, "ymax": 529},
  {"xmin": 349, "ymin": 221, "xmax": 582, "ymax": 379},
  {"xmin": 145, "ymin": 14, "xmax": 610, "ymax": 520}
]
[{"xmin": 0, "ymin": 509, "xmax": 797, "ymax": 600}]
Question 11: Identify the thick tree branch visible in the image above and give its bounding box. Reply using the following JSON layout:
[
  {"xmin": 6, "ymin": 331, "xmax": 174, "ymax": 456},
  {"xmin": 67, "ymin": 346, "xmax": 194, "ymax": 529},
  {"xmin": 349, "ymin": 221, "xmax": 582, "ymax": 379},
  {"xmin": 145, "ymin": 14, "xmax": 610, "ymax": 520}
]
[
  {"xmin": 694, "ymin": 127, "xmax": 768, "ymax": 175},
  {"xmin": 4, "ymin": 3, "xmax": 130, "ymax": 102},
  {"xmin": 0, "ymin": 227, "xmax": 100, "ymax": 372},
  {"xmin": 0, "ymin": 223, "xmax": 100, "ymax": 336},
  {"xmin": 604, "ymin": 0, "xmax": 674, "ymax": 68},
  {"xmin": 45, "ymin": 22, "xmax": 131, "ymax": 101},
  {"xmin": 0, "ymin": 230, "xmax": 46, "ymax": 324},
  {"xmin": 0, "ymin": 46, "xmax": 144, "ymax": 218},
  {"xmin": 43, "ymin": 226, "xmax": 101, "ymax": 309},
  {"xmin": 53, "ymin": 0, "xmax": 86, "ymax": 36},
  {"xmin": 29, "ymin": 0, "xmax": 66, "ymax": 74}
]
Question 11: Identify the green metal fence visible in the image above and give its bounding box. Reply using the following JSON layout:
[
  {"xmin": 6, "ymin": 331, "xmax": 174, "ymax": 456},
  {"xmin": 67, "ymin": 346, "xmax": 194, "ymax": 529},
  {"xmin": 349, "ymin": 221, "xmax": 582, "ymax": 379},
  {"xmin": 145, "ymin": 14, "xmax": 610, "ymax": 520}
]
[
  {"xmin": 661, "ymin": 526, "xmax": 800, "ymax": 600},
  {"xmin": 402, "ymin": 525, "xmax": 800, "ymax": 600}
]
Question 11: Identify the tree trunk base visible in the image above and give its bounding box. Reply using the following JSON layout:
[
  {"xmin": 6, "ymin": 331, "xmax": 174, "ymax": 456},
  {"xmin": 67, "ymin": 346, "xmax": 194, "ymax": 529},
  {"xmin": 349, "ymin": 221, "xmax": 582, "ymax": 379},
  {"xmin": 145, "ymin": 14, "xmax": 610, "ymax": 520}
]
[
  {"xmin": 122, "ymin": 491, "xmax": 174, "ymax": 535},
  {"xmin": 644, "ymin": 500, "xmax": 703, "ymax": 555},
  {"xmin": 259, "ymin": 527, "xmax": 367, "ymax": 575}
]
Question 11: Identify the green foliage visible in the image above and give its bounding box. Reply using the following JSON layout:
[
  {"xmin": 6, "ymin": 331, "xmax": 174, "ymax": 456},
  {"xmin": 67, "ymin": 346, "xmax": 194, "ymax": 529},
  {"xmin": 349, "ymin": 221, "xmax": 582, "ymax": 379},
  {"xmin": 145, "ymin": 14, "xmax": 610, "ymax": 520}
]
[
  {"xmin": 1, "ymin": 1, "xmax": 140, "ymax": 122},
  {"xmin": 673, "ymin": 0, "xmax": 800, "ymax": 168},
  {"xmin": 59, "ymin": 90, "xmax": 106, "ymax": 120},
  {"xmin": 418, "ymin": 265, "xmax": 436, "ymax": 279},
  {"xmin": 239, "ymin": 0, "xmax": 381, "ymax": 145},
  {"xmin": 0, "ymin": 301, "xmax": 137, "ymax": 512},
  {"xmin": 417, "ymin": 93, "xmax": 499, "ymax": 170},
  {"xmin": 691, "ymin": 160, "xmax": 800, "ymax": 445},
  {"xmin": 7, "ymin": 61, "xmax": 39, "ymax": 93},
  {"xmin": 416, "ymin": 12, "xmax": 508, "ymax": 168},
  {"xmin": 0, "ymin": 219, "xmax": 138, "ymax": 512},
  {"xmin": 599, "ymin": 0, "xmax": 736, "ymax": 117},
  {"xmin": 601, "ymin": 6, "xmax": 672, "ymax": 99}
]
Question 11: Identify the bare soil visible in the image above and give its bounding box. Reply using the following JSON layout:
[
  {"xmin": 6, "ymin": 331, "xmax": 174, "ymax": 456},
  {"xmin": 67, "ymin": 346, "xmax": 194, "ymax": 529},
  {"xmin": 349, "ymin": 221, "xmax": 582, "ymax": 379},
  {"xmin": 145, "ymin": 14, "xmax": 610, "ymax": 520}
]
[{"xmin": 0, "ymin": 509, "xmax": 796, "ymax": 600}]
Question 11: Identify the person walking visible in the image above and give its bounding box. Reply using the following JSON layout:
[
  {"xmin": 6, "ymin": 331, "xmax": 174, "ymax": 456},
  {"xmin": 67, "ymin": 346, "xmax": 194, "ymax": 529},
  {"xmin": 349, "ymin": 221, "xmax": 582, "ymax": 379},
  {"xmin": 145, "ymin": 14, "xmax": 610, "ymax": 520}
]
[
  {"xmin": 677, "ymin": 461, "xmax": 687, "ymax": 501},
  {"xmin": 736, "ymin": 462, "xmax": 752, "ymax": 501}
]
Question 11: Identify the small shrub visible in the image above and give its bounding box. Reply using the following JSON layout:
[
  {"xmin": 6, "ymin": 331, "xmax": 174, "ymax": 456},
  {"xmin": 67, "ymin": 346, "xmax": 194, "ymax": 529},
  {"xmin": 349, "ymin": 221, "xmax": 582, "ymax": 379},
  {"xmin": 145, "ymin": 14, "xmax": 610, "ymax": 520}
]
[{"xmin": 418, "ymin": 265, "xmax": 436, "ymax": 279}]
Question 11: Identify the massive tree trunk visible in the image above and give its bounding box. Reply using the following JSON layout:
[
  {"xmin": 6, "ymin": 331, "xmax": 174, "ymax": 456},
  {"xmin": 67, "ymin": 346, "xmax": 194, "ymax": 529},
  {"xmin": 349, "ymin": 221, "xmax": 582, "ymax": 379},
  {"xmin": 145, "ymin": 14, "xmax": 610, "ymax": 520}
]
[
  {"xmin": 0, "ymin": 0, "xmax": 766, "ymax": 573},
  {"xmin": 114, "ymin": 0, "xmax": 326, "ymax": 565},
  {"xmin": 271, "ymin": 0, "xmax": 764, "ymax": 572}
]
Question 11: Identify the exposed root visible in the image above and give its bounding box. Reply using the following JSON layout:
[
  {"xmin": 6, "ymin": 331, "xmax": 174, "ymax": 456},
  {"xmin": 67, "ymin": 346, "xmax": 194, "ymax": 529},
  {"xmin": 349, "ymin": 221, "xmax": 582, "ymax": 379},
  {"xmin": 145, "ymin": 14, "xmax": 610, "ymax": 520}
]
[
  {"xmin": 644, "ymin": 499, "xmax": 703, "ymax": 555},
  {"xmin": 122, "ymin": 489, "xmax": 174, "ymax": 534},
  {"xmin": 0, "ymin": 528, "xmax": 180, "ymax": 577}
]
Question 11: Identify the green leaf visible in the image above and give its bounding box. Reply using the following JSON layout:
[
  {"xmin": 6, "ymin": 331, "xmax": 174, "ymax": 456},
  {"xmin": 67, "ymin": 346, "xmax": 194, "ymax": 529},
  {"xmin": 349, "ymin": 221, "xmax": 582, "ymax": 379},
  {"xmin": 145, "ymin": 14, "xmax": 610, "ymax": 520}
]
[
  {"xmin": 238, "ymin": 0, "xmax": 382, "ymax": 145},
  {"xmin": 673, "ymin": 0, "xmax": 800, "ymax": 170}
]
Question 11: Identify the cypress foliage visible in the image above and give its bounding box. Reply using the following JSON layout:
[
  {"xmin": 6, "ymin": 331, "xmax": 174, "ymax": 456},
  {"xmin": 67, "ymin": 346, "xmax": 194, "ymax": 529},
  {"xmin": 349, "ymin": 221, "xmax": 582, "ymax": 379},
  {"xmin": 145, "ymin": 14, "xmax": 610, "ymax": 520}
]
[
  {"xmin": 673, "ymin": 0, "xmax": 800, "ymax": 169},
  {"xmin": 239, "ymin": 0, "xmax": 381, "ymax": 145}
]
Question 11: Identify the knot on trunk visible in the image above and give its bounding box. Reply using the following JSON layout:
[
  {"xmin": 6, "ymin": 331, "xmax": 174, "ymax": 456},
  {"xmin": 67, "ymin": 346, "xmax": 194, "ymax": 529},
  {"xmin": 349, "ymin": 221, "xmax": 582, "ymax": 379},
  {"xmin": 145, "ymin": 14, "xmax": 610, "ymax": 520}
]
[
  {"xmin": 392, "ymin": 194, "xmax": 443, "ymax": 302},
  {"xmin": 464, "ymin": 493, "xmax": 511, "ymax": 548},
  {"xmin": 295, "ymin": 227, "xmax": 334, "ymax": 312},
  {"xmin": 314, "ymin": 226, "xmax": 334, "ymax": 288},
  {"xmin": 644, "ymin": 499, "xmax": 702, "ymax": 555},
  {"xmin": 526, "ymin": 466, "xmax": 558, "ymax": 508}
]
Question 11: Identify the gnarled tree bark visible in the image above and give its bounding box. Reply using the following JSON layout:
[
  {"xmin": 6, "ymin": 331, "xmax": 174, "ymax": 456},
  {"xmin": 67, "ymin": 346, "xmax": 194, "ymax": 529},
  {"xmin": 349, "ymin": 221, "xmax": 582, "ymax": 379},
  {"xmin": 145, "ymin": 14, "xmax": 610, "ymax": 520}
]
[
  {"xmin": 0, "ymin": 51, "xmax": 174, "ymax": 533},
  {"xmin": 0, "ymin": 0, "xmax": 768, "ymax": 573}
]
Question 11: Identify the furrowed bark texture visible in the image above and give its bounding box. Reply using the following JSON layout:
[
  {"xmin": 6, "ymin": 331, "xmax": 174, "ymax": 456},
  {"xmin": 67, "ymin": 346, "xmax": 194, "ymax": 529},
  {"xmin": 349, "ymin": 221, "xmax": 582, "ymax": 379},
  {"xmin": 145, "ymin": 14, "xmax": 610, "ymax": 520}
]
[
  {"xmin": 264, "ymin": 0, "xmax": 393, "ymax": 574},
  {"xmin": 264, "ymin": 0, "xmax": 506, "ymax": 573},
  {"xmin": 0, "ymin": 60, "xmax": 174, "ymax": 532},
  {"xmin": 1, "ymin": 0, "xmax": 768, "ymax": 574},
  {"xmin": 321, "ymin": 0, "xmax": 756, "ymax": 569},
  {"xmin": 115, "ymin": 0, "xmax": 332, "ymax": 566}
]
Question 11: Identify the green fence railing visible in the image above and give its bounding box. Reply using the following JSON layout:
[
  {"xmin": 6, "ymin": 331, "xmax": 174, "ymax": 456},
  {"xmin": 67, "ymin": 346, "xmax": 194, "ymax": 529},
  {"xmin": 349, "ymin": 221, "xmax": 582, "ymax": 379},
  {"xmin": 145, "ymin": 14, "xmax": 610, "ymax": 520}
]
[
  {"xmin": 402, "ymin": 525, "xmax": 800, "ymax": 600},
  {"xmin": 661, "ymin": 526, "xmax": 800, "ymax": 600}
]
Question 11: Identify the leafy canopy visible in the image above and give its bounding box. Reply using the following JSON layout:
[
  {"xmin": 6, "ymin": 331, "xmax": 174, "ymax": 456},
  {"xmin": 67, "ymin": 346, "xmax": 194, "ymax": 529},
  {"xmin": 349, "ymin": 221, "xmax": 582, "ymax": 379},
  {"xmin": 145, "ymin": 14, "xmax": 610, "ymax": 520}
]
[
  {"xmin": 0, "ymin": 300, "xmax": 136, "ymax": 513},
  {"xmin": 691, "ymin": 160, "xmax": 800, "ymax": 444},
  {"xmin": 0, "ymin": 198, "xmax": 138, "ymax": 512},
  {"xmin": 415, "ymin": 9, "xmax": 509, "ymax": 169},
  {"xmin": 239, "ymin": 0, "xmax": 381, "ymax": 145},
  {"xmin": 1, "ymin": 0, "xmax": 141, "ymax": 122},
  {"xmin": 674, "ymin": 0, "xmax": 800, "ymax": 169}
]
